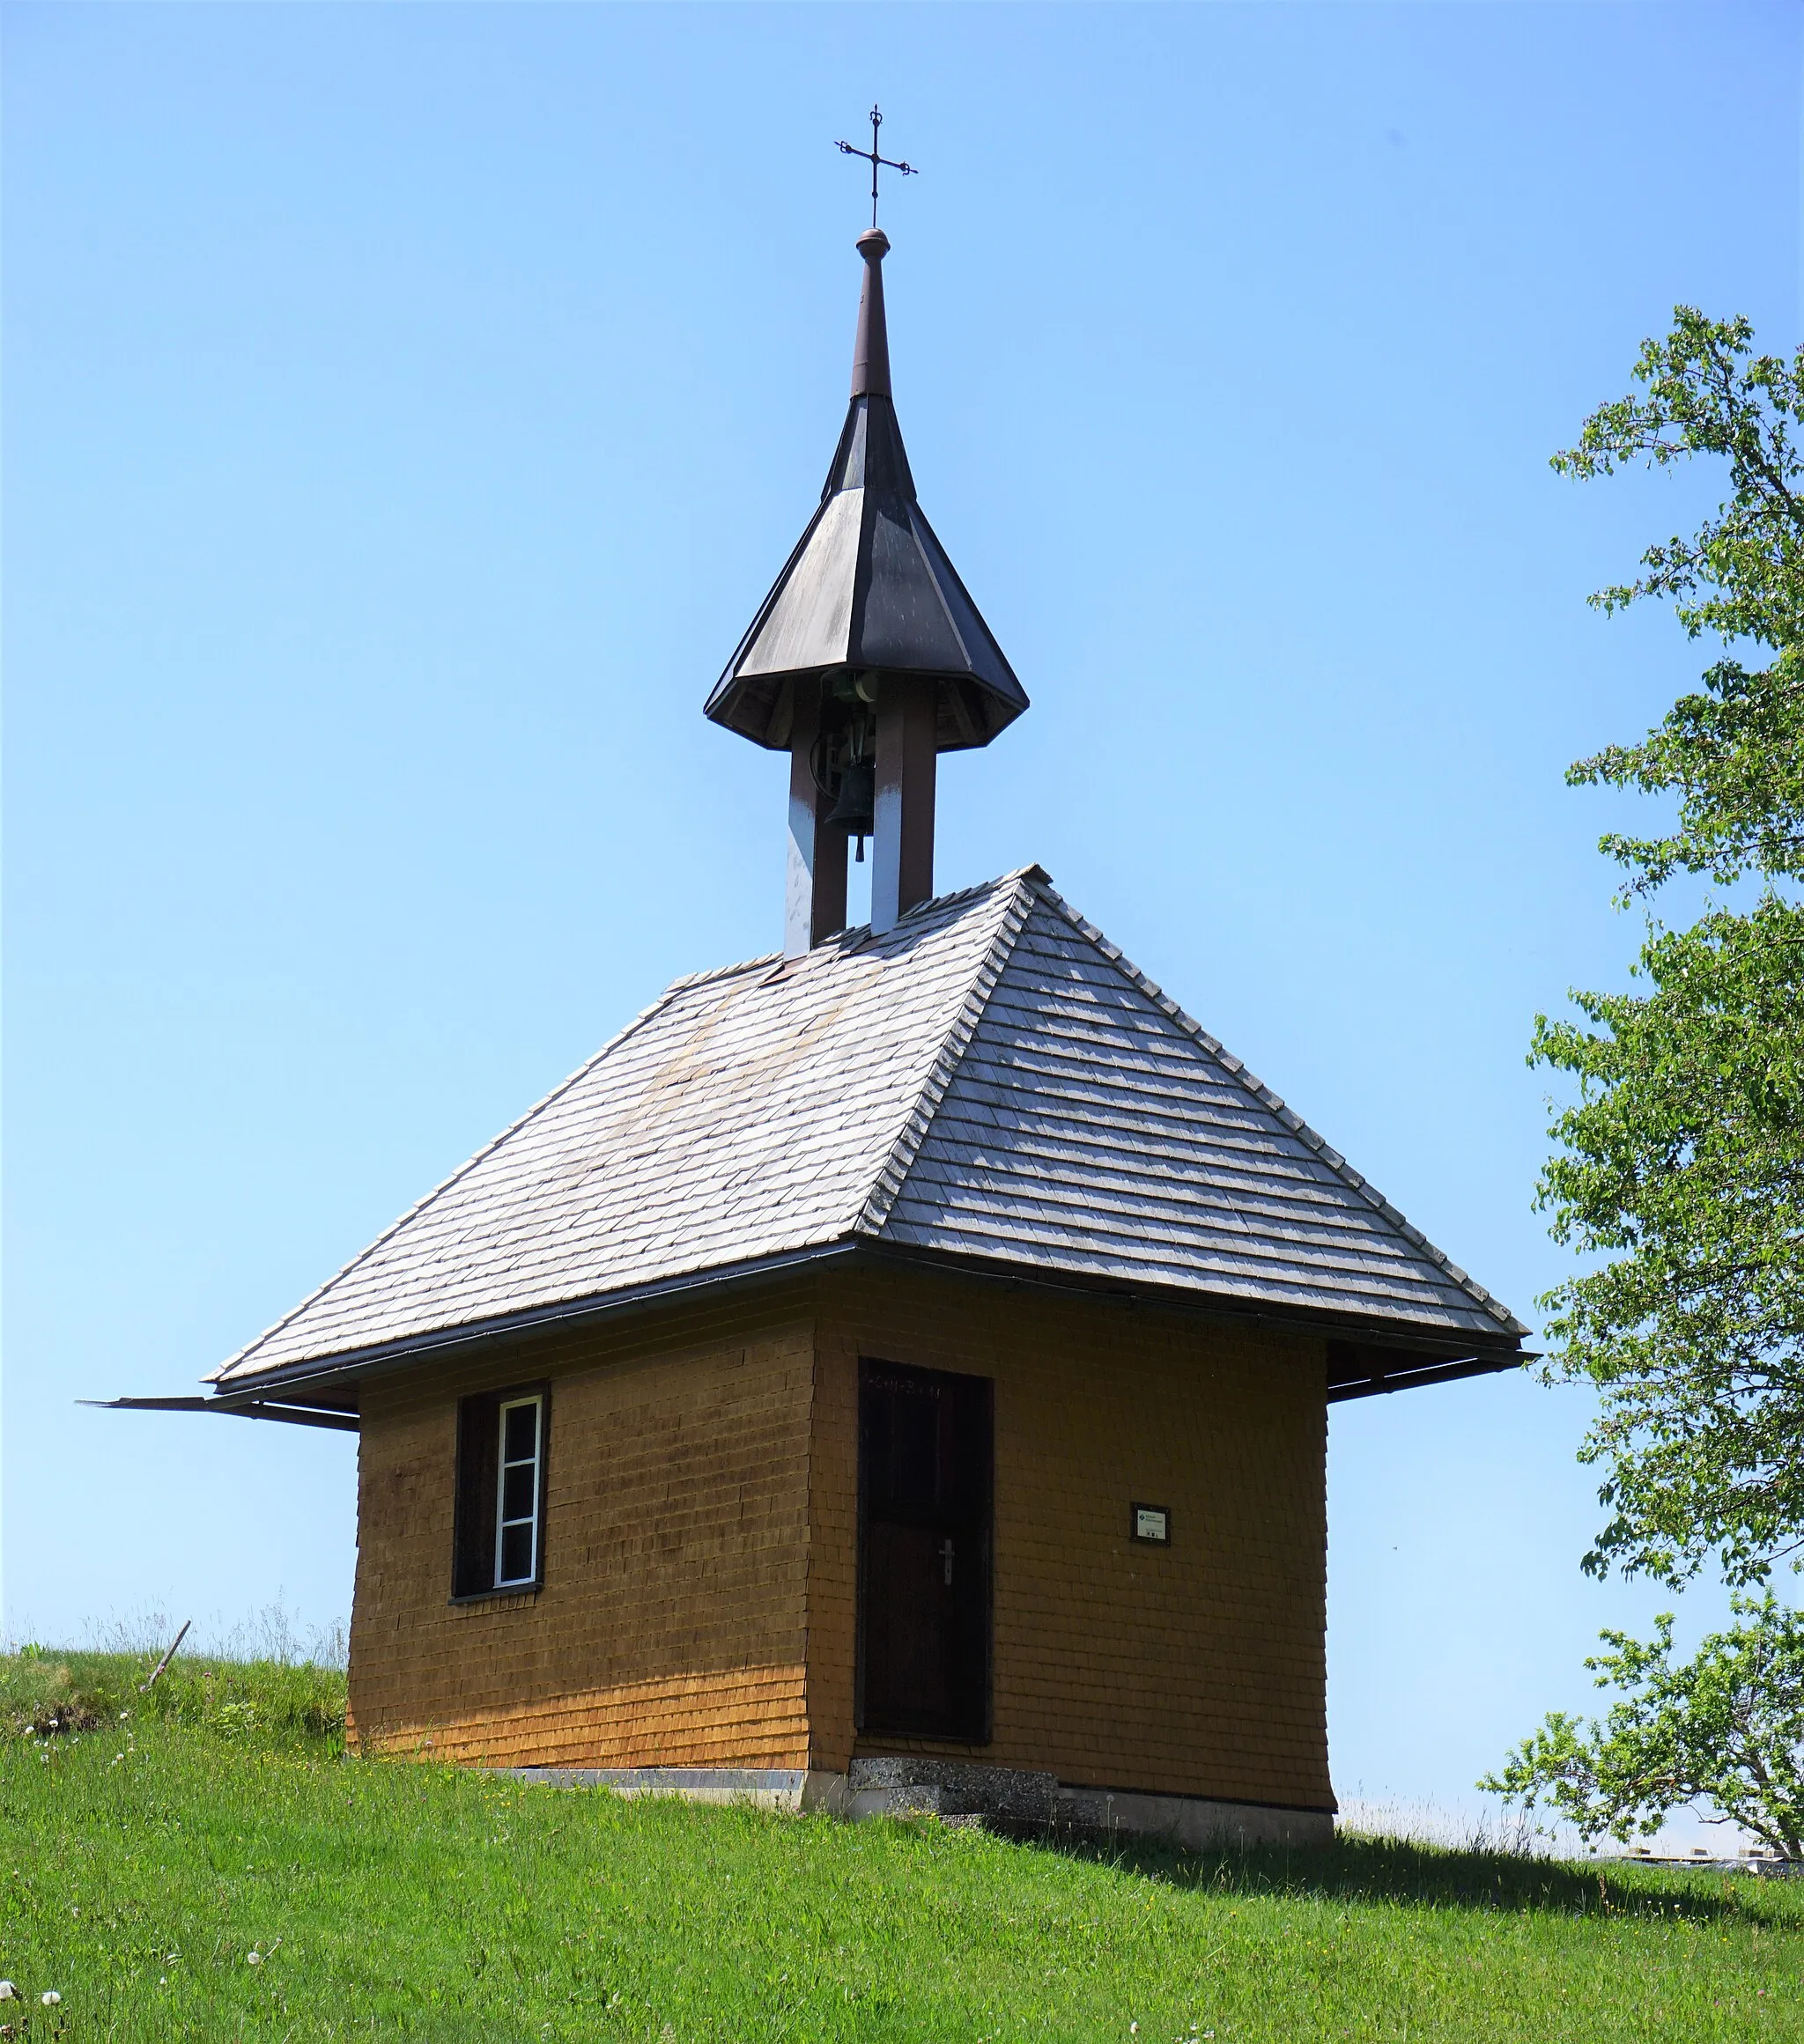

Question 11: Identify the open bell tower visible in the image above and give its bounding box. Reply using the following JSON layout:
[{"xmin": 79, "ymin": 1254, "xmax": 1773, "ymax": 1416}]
[{"xmin": 705, "ymin": 149, "xmax": 1029, "ymax": 955}]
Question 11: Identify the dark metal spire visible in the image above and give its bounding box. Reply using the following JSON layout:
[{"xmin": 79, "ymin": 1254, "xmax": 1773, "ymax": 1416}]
[
  {"xmin": 704, "ymin": 232, "xmax": 1029, "ymax": 756},
  {"xmin": 706, "ymin": 191, "xmax": 1030, "ymax": 955},
  {"xmin": 849, "ymin": 226, "xmax": 891, "ymax": 399}
]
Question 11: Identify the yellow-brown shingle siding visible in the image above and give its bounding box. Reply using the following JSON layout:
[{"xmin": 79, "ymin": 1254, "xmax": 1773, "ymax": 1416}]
[
  {"xmin": 348, "ymin": 1297, "xmax": 817, "ymax": 1770},
  {"xmin": 809, "ymin": 1265, "xmax": 1333, "ymax": 1812},
  {"xmin": 347, "ymin": 1265, "xmax": 1332, "ymax": 1812}
]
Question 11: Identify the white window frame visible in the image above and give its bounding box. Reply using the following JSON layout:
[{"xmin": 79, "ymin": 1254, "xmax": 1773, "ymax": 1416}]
[{"xmin": 494, "ymin": 1394, "xmax": 543, "ymax": 1588}]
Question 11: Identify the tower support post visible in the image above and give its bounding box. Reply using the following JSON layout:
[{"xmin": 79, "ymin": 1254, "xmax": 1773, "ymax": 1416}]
[
  {"xmin": 871, "ymin": 673, "xmax": 936, "ymax": 934},
  {"xmin": 785, "ymin": 683, "xmax": 848, "ymax": 957}
]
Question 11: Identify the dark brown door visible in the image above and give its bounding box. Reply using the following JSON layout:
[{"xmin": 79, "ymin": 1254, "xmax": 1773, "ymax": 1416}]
[{"xmin": 857, "ymin": 1359, "xmax": 993, "ymax": 1743}]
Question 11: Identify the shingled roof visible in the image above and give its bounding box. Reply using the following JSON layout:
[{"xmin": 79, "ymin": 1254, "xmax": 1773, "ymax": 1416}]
[{"xmin": 210, "ymin": 869, "xmax": 1525, "ymax": 1392}]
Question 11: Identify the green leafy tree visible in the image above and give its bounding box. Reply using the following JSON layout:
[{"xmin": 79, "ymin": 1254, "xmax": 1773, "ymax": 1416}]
[
  {"xmin": 1482, "ymin": 1594, "xmax": 1804, "ymax": 1861},
  {"xmin": 1534, "ymin": 309, "xmax": 1804, "ymax": 1586}
]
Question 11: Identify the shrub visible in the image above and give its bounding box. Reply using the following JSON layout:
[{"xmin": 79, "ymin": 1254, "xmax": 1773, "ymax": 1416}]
[{"xmin": 1483, "ymin": 1593, "xmax": 1804, "ymax": 1860}]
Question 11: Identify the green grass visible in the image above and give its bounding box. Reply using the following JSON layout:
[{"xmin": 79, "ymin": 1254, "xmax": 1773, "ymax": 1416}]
[
  {"xmin": 0, "ymin": 1647, "xmax": 346, "ymax": 1750},
  {"xmin": 3, "ymin": 1654, "xmax": 1800, "ymax": 2040}
]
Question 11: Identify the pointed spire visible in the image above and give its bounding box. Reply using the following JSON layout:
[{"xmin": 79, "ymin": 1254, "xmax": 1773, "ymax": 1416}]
[
  {"xmin": 850, "ymin": 228, "xmax": 891, "ymax": 399},
  {"xmin": 704, "ymin": 232, "xmax": 1028, "ymax": 755},
  {"xmin": 709, "ymin": 224, "xmax": 1030, "ymax": 953}
]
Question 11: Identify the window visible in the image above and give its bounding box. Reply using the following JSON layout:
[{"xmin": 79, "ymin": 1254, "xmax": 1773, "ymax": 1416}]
[
  {"xmin": 453, "ymin": 1385, "xmax": 548, "ymax": 1598},
  {"xmin": 494, "ymin": 1397, "xmax": 543, "ymax": 1586}
]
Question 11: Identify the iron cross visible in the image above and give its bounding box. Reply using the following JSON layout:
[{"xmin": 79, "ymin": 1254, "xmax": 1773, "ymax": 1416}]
[{"xmin": 835, "ymin": 105, "xmax": 916, "ymax": 230}]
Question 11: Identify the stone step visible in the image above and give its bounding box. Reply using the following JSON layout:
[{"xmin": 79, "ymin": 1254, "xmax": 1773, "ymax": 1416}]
[{"xmin": 847, "ymin": 1757, "xmax": 1059, "ymax": 1824}]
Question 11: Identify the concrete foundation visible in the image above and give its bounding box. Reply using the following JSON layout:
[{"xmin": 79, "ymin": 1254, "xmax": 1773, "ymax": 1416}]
[
  {"xmin": 500, "ymin": 1765, "xmax": 850, "ymax": 1814},
  {"xmin": 1054, "ymin": 1783, "xmax": 1333, "ymax": 1850},
  {"xmin": 500, "ymin": 1756, "xmax": 1335, "ymax": 1848}
]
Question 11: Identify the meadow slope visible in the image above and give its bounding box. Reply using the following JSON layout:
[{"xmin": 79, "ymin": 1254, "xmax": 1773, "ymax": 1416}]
[{"xmin": 1, "ymin": 1653, "xmax": 1798, "ymax": 2041}]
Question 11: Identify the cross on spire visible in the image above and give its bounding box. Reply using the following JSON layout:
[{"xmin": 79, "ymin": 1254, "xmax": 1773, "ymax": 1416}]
[{"xmin": 835, "ymin": 104, "xmax": 916, "ymax": 229}]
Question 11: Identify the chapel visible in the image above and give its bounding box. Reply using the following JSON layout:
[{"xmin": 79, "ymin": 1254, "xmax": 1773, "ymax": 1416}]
[{"xmin": 117, "ymin": 190, "xmax": 1526, "ymax": 1844}]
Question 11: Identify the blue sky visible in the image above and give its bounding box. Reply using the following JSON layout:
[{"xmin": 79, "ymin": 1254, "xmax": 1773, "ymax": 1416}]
[{"xmin": 6, "ymin": 2, "xmax": 1797, "ymax": 1833}]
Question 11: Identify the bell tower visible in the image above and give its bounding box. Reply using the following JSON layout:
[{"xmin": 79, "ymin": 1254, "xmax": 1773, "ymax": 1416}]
[{"xmin": 705, "ymin": 148, "xmax": 1028, "ymax": 954}]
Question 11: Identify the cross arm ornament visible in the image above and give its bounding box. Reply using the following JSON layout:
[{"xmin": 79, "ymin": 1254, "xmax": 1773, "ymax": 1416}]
[{"xmin": 835, "ymin": 104, "xmax": 916, "ymax": 229}]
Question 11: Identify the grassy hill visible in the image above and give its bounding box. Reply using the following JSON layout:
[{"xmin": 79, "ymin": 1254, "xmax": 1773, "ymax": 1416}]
[{"xmin": 2, "ymin": 1651, "xmax": 1798, "ymax": 2041}]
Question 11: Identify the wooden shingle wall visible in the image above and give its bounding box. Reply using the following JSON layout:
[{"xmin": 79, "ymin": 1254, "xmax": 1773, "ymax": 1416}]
[
  {"xmin": 346, "ymin": 1262, "xmax": 1331, "ymax": 1811},
  {"xmin": 808, "ymin": 1266, "xmax": 1334, "ymax": 1812},
  {"xmin": 346, "ymin": 1292, "xmax": 817, "ymax": 1768}
]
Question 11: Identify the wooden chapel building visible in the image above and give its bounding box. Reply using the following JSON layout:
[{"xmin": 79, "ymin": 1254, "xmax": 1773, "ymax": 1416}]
[{"xmin": 121, "ymin": 220, "xmax": 1526, "ymax": 1844}]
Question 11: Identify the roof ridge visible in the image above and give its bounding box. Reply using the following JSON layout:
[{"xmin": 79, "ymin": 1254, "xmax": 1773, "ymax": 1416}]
[
  {"xmin": 208, "ymin": 977, "xmax": 704, "ymax": 1383},
  {"xmin": 836, "ymin": 864, "xmax": 1050, "ymax": 952},
  {"xmin": 662, "ymin": 950, "xmax": 781, "ymax": 993},
  {"xmin": 904, "ymin": 501, "xmax": 974, "ymax": 669},
  {"xmin": 1024, "ymin": 877, "xmax": 1530, "ymax": 1341},
  {"xmin": 214, "ymin": 872, "xmax": 1050, "ymax": 1383},
  {"xmin": 854, "ymin": 873, "xmax": 1039, "ymax": 1237}
]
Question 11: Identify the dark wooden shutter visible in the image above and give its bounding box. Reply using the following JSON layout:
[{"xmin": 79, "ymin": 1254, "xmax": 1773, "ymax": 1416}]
[{"xmin": 452, "ymin": 1394, "xmax": 501, "ymax": 1598}]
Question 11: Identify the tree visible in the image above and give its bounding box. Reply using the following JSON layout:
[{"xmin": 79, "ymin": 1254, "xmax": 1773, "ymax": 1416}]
[
  {"xmin": 1481, "ymin": 1594, "xmax": 1804, "ymax": 1861},
  {"xmin": 1534, "ymin": 309, "xmax": 1804, "ymax": 1586}
]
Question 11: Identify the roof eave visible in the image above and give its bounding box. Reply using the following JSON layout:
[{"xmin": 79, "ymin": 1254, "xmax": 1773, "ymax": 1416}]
[
  {"xmin": 705, "ymin": 663, "xmax": 1028, "ymax": 754},
  {"xmin": 83, "ymin": 1394, "xmax": 360, "ymax": 1433},
  {"xmin": 201, "ymin": 1241, "xmax": 870, "ymax": 1404},
  {"xmin": 849, "ymin": 1238, "xmax": 1529, "ymax": 1376},
  {"xmin": 198, "ymin": 1233, "xmax": 1527, "ymax": 1413}
]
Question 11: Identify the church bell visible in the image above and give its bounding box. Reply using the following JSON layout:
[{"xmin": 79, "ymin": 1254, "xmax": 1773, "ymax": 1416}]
[{"xmin": 824, "ymin": 759, "xmax": 876, "ymax": 857}]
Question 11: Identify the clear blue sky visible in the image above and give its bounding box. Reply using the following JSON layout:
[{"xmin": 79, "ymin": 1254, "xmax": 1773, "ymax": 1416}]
[{"xmin": 6, "ymin": 2, "xmax": 1797, "ymax": 1833}]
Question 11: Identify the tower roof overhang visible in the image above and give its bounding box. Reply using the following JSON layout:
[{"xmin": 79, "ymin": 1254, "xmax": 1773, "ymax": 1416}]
[{"xmin": 706, "ymin": 229, "xmax": 1029, "ymax": 754}]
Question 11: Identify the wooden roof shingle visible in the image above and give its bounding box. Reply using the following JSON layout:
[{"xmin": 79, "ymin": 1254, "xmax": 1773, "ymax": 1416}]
[{"xmin": 211, "ymin": 868, "xmax": 1525, "ymax": 1387}]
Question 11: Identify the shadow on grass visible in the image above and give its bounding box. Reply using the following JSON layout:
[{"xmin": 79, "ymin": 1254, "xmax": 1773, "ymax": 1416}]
[{"xmin": 1024, "ymin": 1826, "xmax": 1799, "ymax": 1924}]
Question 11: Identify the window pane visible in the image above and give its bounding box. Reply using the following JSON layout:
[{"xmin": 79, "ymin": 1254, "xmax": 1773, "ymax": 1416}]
[
  {"xmin": 502, "ymin": 1400, "xmax": 538, "ymax": 1464},
  {"xmin": 500, "ymin": 1461, "xmax": 536, "ymax": 1524},
  {"xmin": 499, "ymin": 1522, "xmax": 535, "ymax": 1583}
]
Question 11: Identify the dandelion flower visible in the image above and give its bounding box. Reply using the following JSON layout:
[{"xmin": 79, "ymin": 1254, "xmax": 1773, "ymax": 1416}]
[
  {"xmin": 247, "ymin": 1952, "xmax": 262, "ymax": 1967},
  {"xmin": 41, "ymin": 1992, "xmax": 61, "ymax": 2007}
]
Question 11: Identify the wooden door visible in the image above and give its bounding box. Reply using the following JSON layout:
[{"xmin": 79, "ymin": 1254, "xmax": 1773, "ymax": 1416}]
[{"xmin": 857, "ymin": 1359, "xmax": 993, "ymax": 1744}]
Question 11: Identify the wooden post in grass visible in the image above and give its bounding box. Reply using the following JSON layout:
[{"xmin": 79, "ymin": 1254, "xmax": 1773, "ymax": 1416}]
[{"xmin": 140, "ymin": 1619, "xmax": 192, "ymax": 1692}]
